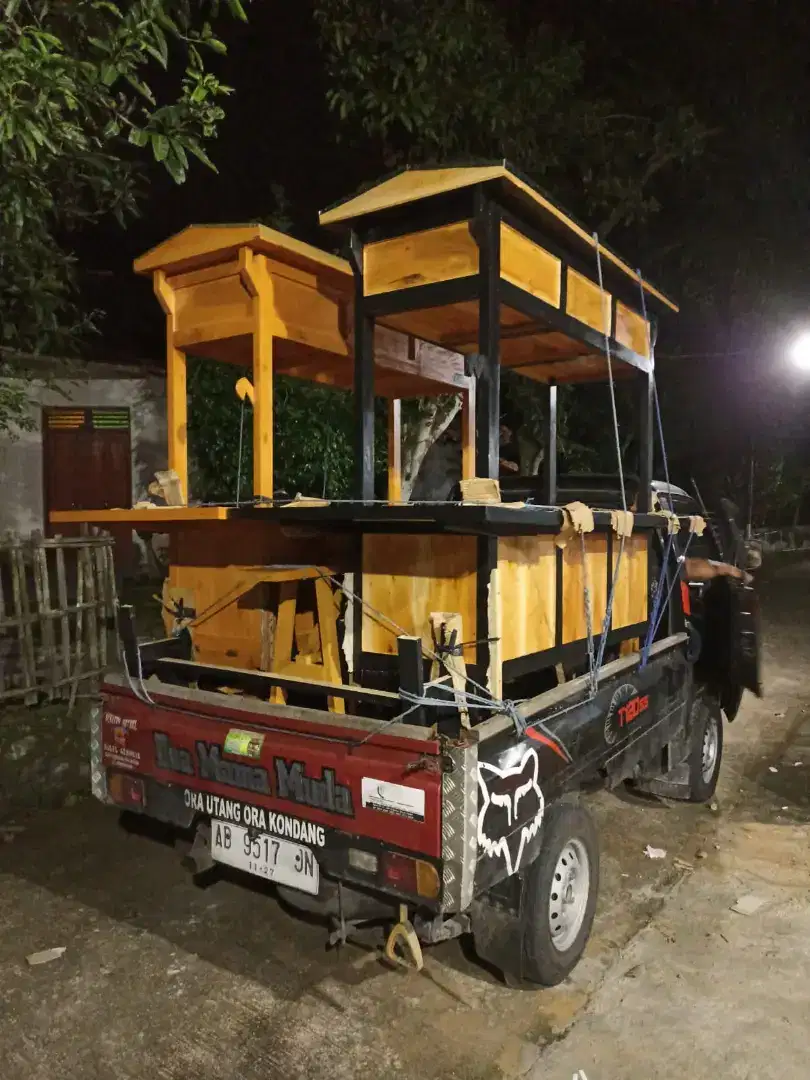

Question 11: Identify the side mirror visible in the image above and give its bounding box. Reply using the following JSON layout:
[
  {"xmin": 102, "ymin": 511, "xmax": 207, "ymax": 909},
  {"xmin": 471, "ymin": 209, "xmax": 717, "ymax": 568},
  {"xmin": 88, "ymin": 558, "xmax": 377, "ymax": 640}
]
[{"xmin": 744, "ymin": 541, "xmax": 762, "ymax": 571}]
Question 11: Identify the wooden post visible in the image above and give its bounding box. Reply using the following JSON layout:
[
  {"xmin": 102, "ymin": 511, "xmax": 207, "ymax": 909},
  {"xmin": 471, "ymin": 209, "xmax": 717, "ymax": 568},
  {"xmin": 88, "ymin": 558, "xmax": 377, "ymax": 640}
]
[
  {"xmin": 542, "ymin": 380, "xmax": 558, "ymax": 505},
  {"xmin": 239, "ymin": 248, "xmax": 275, "ymax": 501},
  {"xmin": 388, "ymin": 398, "xmax": 402, "ymax": 502},
  {"xmin": 461, "ymin": 380, "xmax": 476, "ymax": 482},
  {"xmin": 397, "ymin": 635, "xmax": 426, "ymax": 726},
  {"xmin": 153, "ymin": 271, "xmax": 188, "ymax": 504},
  {"xmin": 351, "ymin": 231, "xmax": 376, "ymax": 501},
  {"xmin": 638, "ymin": 370, "xmax": 654, "ymax": 512},
  {"xmin": 474, "ymin": 194, "xmax": 501, "ymax": 480}
]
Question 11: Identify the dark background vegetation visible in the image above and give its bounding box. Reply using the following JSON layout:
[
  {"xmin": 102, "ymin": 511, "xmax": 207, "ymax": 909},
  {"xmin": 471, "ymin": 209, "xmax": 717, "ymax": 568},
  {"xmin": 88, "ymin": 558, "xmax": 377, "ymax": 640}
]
[{"xmin": 14, "ymin": 0, "xmax": 810, "ymax": 522}]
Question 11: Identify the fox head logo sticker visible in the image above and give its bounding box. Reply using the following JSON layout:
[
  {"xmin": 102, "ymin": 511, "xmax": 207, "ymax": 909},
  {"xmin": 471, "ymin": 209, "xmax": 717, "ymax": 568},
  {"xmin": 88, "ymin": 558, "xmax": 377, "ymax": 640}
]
[{"xmin": 477, "ymin": 747, "xmax": 545, "ymax": 876}]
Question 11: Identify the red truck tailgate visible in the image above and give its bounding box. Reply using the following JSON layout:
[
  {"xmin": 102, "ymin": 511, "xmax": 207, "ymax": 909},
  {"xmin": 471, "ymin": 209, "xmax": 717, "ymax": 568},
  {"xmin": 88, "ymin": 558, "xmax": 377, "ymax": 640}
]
[{"xmin": 101, "ymin": 677, "xmax": 443, "ymax": 858}]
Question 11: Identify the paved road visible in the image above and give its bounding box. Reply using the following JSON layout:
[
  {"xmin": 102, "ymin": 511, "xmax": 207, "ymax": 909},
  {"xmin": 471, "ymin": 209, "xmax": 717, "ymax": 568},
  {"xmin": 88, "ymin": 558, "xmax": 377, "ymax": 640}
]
[{"xmin": 0, "ymin": 559, "xmax": 806, "ymax": 1080}]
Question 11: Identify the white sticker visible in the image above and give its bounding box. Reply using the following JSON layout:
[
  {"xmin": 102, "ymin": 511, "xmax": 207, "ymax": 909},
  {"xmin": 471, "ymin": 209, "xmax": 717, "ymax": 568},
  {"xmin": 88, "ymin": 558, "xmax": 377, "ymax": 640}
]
[{"xmin": 361, "ymin": 778, "xmax": 426, "ymax": 821}]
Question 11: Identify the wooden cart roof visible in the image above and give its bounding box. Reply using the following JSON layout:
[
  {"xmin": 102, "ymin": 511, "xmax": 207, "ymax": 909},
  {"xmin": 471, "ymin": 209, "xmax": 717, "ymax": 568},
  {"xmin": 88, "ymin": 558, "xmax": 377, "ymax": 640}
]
[
  {"xmin": 133, "ymin": 223, "xmax": 349, "ymax": 280},
  {"xmin": 320, "ymin": 163, "xmax": 678, "ymax": 313}
]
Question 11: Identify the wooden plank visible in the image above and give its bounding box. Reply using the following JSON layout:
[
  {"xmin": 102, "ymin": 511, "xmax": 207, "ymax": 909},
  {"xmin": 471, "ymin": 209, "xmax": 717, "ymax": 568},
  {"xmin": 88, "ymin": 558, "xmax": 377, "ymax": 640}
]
[
  {"xmin": 611, "ymin": 532, "xmax": 649, "ymax": 629},
  {"xmin": 361, "ymin": 534, "xmax": 477, "ymax": 660},
  {"xmin": 245, "ymin": 252, "xmax": 275, "ymax": 500},
  {"xmin": 12, "ymin": 546, "xmax": 36, "ymax": 690},
  {"xmin": 34, "ymin": 539, "xmax": 59, "ymax": 692},
  {"xmin": 500, "ymin": 222, "xmax": 561, "ymax": 307},
  {"xmin": 497, "ymin": 535, "xmax": 556, "ymax": 661},
  {"xmin": 381, "ymin": 301, "xmax": 527, "ymax": 352},
  {"xmin": 271, "ymin": 580, "xmax": 297, "ymax": 704},
  {"xmin": 169, "ymin": 259, "xmax": 241, "ymax": 290},
  {"xmin": 566, "ymin": 267, "xmax": 608, "ymax": 336},
  {"xmin": 50, "ymin": 506, "xmax": 231, "ymax": 525},
  {"xmin": 363, "ymin": 220, "xmax": 478, "ymax": 297},
  {"xmin": 387, "ymin": 398, "xmax": 402, "ymax": 502},
  {"xmin": 487, "ymin": 568, "xmax": 503, "ymax": 700},
  {"xmin": 477, "ymin": 632, "xmax": 689, "ymax": 741},
  {"xmin": 315, "ymin": 575, "xmax": 345, "ymax": 714},
  {"xmin": 461, "ymin": 381, "xmax": 476, "ymax": 482},
  {"xmin": 561, "ymin": 533, "xmax": 608, "ymax": 644},
  {"xmin": 55, "ymin": 544, "xmax": 71, "ymax": 681},
  {"xmin": 153, "ymin": 271, "xmax": 189, "ymax": 505},
  {"xmin": 82, "ymin": 545, "xmax": 100, "ymax": 680},
  {"xmin": 615, "ymin": 300, "xmax": 650, "ymax": 359}
]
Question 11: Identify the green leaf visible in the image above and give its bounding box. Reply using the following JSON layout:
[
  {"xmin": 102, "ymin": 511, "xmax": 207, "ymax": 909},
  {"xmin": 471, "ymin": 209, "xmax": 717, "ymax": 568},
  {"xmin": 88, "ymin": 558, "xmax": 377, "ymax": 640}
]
[
  {"xmin": 226, "ymin": 0, "xmax": 249, "ymax": 22},
  {"xmin": 127, "ymin": 126, "xmax": 149, "ymax": 147},
  {"xmin": 150, "ymin": 132, "xmax": 169, "ymax": 161},
  {"xmin": 185, "ymin": 139, "xmax": 216, "ymax": 170}
]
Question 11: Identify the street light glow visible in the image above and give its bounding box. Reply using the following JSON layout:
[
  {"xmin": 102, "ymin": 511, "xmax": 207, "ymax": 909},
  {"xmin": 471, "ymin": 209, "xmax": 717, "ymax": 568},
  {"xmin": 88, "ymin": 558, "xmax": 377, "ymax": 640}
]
[{"xmin": 788, "ymin": 331, "xmax": 810, "ymax": 371}]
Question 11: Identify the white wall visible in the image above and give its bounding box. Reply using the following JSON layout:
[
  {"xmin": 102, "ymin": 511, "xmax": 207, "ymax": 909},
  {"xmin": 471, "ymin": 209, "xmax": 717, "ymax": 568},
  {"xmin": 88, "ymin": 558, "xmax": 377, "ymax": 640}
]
[{"xmin": 0, "ymin": 376, "xmax": 166, "ymax": 536}]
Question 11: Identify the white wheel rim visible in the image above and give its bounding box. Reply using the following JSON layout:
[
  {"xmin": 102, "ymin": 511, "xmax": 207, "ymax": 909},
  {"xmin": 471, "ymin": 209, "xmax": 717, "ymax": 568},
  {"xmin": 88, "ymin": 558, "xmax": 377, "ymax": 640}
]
[
  {"xmin": 548, "ymin": 838, "xmax": 590, "ymax": 953},
  {"xmin": 701, "ymin": 716, "xmax": 719, "ymax": 783}
]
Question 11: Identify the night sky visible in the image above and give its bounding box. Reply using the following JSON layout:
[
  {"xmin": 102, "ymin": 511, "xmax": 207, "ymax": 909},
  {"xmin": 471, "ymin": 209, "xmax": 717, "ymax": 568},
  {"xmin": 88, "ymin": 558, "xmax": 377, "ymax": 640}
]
[{"xmin": 78, "ymin": 0, "xmax": 810, "ymax": 496}]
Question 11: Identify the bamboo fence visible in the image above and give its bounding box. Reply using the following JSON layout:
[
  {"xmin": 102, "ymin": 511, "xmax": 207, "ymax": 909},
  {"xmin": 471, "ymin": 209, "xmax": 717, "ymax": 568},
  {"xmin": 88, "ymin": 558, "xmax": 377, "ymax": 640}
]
[{"xmin": 0, "ymin": 532, "xmax": 118, "ymax": 705}]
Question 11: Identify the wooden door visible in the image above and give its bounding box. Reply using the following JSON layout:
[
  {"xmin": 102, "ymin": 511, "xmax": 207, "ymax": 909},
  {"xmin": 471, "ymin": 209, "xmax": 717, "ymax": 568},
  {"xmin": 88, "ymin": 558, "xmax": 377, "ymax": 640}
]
[{"xmin": 43, "ymin": 406, "xmax": 134, "ymax": 570}]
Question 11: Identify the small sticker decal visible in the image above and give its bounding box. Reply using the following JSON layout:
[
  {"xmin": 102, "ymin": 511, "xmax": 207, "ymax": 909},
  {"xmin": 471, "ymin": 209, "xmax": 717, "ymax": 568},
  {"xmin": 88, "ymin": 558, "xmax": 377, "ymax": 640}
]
[
  {"xmin": 477, "ymin": 747, "xmax": 545, "ymax": 876},
  {"xmin": 361, "ymin": 778, "xmax": 426, "ymax": 821},
  {"xmin": 604, "ymin": 683, "xmax": 649, "ymax": 746},
  {"xmin": 223, "ymin": 729, "xmax": 265, "ymax": 760}
]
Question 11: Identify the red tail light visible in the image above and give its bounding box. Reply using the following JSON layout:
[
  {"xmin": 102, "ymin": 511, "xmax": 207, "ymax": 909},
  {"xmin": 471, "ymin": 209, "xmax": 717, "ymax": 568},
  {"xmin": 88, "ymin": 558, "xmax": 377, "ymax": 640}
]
[
  {"xmin": 107, "ymin": 771, "xmax": 145, "ymax": 808},
  {"xmin": 381, "ymin": 852, "xmax": 440, "ymax": 899}
]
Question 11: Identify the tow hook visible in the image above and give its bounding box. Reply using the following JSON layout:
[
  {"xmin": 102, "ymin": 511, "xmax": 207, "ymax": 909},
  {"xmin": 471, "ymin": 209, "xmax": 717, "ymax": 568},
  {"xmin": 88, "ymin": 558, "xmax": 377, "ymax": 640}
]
[
  {"xmin": 181, "ymin": 822, "xmax": 215, "ymax": 875},
  {"xmin": 384, "ymin": 903, "xmax": 424, "ymax": 971}
]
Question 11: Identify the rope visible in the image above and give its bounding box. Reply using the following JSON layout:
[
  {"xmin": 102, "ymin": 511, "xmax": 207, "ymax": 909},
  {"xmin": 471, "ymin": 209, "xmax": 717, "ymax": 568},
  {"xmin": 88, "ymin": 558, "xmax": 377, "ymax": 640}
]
[
  {"xmin": 594, "ymin": 534, "xmax": 625, "ymax": 677},
  {"xmin": 580, "ymin": 532, "xmax": 597, "ymax": 695},
  {"xmin": 587, "ymin": 232, "xmax": 628, "ymax": 692},
  {"xmin": 636, "ymin": 269, "xmax": 671, "ymax": 497},
  {"xmin": 594, "ymin": 233, "xmax": 627, "ymax": 512}
]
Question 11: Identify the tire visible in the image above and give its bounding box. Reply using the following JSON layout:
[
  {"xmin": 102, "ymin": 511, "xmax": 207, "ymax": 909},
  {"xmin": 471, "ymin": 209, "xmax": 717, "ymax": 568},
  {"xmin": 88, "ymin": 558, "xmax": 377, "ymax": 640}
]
[
  {"xmin": 686, "ymin": 691, "xmax": 723, "ymax": 802},
  {"xmin": 518, "ymin": 802, "xmax": 600, "ymax": 987}
]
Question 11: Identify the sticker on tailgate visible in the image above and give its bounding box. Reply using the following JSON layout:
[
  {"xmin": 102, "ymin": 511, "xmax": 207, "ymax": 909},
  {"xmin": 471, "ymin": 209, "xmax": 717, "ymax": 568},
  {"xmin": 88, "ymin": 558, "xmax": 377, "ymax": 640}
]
[
  {"xmin": 223, "ymin": 729, "xmax": 265, "ymax": 759},
  {"xmin": 361, "ymin": 778, "xmax": 425, "ymax": 821}
]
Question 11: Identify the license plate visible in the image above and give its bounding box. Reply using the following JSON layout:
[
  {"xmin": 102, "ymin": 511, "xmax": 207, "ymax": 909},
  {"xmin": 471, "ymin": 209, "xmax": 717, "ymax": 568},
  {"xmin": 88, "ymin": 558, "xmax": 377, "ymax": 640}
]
[{"xmin": 210, "ymin": 820, "xmax": 319, "ymax": 896}]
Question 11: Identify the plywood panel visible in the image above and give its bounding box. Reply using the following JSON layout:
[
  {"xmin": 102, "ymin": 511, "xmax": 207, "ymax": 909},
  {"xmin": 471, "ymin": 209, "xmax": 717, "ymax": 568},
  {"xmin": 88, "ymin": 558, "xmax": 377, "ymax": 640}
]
[
  {"xmin": 566, "ymin": 268, "xmax": 609, "ymax": 336},
  {"xmin": 380, "ymin": 302, "xmax": 527, "ymax": 352},
  {"xmin": 270, "ymin": 266, "xmax": 350, "ymax": 357},
  {"xmin": 561, "ymin": 533, "xmax": 608, "ymax": 644},
  {"xmin": 615, "ymin": 300, "xmax": 650, "ymax": 359},
  {"xmin": 174, "ymin": 273, "xmax": 253, "ymax": 340},
  {"xmin": 362, "ymin": 534, "xmax": 477, "ymax": 660},
  {"xmin": 364, "ymin": 221, "xmax": 479, "ymax": 297},
  {"xmin": 168, "ymin": 523, "xmax": 353, "ymax": 670},
  {"xmin": 497, "ymin": 536, "xmax": 556, "ymax": 661},
  {"xmin": 500, "ymin": 223, "xmax": 561, "ymax": 307},
  {"xmin": 611, "ymin": 532, "xmax": 649, "ymax": 629}
]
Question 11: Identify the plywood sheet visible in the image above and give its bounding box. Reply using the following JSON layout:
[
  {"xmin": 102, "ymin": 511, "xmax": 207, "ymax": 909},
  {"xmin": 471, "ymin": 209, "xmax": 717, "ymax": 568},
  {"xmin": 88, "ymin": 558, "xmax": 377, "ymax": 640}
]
[
  {"xmin": 169, "ymin": 523, "xmax": 353, "ymax": 670},
  {"xmin": 500, "ymin": 223, "xmax": 561, "ymax": 307},
  {"xmin": 611, "ymin": 532, "xmax": 649, "ymax": 629},
  {"xmin": 566, "ymin": 268, "xmax": 609, "ymax": 336},
  {"xmin": 561, "ymin": 533, "xmax": 608, "ymax": 644},
  {"xmin": 615, "ymin": 300, "xmax": 650, "ymax": 359},
  {"xmin": 174, "ymin": 272, "xmax": 253, "ymax": 343},
  {"xmin": 361, "ymin": 534, "xmax": 477, "ymax": 660},
  {"xmin": 363, "ymin": 221, "xmax": 479, "ymax": 297},
  {"xmin": 497, "ymin": 536, "xmax": 556, "ymax": 661}
]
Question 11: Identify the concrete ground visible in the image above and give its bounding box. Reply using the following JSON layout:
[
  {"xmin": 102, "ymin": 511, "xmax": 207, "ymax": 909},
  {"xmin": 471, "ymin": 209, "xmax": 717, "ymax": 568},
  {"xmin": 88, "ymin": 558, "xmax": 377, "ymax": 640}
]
[{"xmin": 1, "ymin": 558, "xmax": 808, "ymax": 1080}]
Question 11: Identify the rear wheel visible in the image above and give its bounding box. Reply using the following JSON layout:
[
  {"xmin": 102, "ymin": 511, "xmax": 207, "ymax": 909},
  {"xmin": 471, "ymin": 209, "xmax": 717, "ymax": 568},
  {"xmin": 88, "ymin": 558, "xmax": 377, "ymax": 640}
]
[
  {"xmin": 518, "ymin": 802, "xmax": 600, "ymax": 987},
  {"xmin": 686, "ymin": 691, "xmax": 723, "ymax": 802}
]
